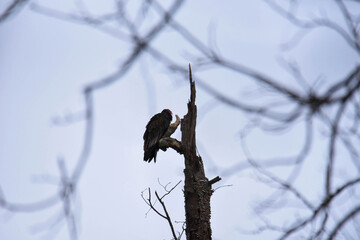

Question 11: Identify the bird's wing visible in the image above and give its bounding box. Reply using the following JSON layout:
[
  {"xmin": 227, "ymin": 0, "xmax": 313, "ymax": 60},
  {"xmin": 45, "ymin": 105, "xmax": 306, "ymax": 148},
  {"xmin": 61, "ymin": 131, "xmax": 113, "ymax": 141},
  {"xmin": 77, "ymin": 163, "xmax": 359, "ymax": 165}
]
[{"xmin": 143, "ymin": 113, "xmax": 169, "ymax": 151}]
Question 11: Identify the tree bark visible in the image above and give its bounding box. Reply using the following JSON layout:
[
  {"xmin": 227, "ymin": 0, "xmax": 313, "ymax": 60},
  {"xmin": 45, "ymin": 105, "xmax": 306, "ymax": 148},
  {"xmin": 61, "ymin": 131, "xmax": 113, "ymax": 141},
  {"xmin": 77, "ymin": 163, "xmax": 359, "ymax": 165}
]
[{"xmin": 181, "ymin": 65, "xmax": 214, "ymax": 240}]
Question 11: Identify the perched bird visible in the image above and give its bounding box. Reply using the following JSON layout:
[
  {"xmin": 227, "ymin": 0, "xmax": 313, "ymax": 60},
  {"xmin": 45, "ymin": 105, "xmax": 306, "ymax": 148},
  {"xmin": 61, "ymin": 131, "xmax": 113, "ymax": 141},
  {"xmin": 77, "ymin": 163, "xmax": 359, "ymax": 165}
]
[{"xmin": 143, "ymin": 109, "xmax": 173, "ymax": 162}]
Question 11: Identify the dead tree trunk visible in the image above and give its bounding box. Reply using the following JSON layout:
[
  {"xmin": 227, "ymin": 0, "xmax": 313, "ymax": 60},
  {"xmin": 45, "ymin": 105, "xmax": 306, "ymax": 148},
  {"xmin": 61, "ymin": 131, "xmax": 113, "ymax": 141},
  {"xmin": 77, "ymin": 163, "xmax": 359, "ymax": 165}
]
[
  {"xmin": 156, "ymin": 64, "xmax": 221, "ymax": 239},
  {"xmin": 181, "ymin": 65, "xmax": 220, "ymax": 240}
]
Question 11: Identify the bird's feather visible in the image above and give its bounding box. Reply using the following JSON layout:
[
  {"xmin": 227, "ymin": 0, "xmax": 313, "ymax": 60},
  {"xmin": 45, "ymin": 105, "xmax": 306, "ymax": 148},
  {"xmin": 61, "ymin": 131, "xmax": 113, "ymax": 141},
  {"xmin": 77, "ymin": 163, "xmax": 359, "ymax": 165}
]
[{"xmin": 143, "ymin": 109, "xmax": 172, "ymax": 162}]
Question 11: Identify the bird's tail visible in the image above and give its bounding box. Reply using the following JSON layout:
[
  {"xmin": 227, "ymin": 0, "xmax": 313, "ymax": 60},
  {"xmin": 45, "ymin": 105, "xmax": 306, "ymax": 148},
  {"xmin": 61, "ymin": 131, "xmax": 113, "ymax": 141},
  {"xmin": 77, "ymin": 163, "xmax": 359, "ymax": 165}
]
[{"xmin": 143, "ymin": 145, "xmax": 157, "ymax": 163}]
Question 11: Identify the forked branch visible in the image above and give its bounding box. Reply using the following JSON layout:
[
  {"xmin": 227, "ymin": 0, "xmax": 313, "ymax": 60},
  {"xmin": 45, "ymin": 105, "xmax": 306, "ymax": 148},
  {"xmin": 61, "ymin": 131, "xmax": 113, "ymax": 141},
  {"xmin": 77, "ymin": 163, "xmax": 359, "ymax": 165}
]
[
  {"xmin": 159, "ymin": 114, "xmax": 183, "ymax": 154},
  {"xmin": 141, "ymin": 180, "xmax": 182, "ymax": 240}
]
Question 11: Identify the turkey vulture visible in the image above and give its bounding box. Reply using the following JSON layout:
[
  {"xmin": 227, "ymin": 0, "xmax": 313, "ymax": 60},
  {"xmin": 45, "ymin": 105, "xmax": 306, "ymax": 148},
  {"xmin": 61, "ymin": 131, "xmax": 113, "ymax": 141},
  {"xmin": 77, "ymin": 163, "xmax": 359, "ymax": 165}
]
[{"xmin": 143, "ymin": 109, "xmax": 173, "ymax": 162}]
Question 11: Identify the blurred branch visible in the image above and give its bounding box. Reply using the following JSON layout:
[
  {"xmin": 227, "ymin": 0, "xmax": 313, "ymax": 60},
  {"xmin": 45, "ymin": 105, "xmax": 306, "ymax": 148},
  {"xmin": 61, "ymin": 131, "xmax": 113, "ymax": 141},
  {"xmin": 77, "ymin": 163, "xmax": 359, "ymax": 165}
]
[
  {"xmin": 30, "ymin": 2, "xmax": 129, "ymax": 40},
  {"xmin": 68, "ymin": 0, "xmax": 185, "ymax": 183},
  {"xmin": 0, "ymin": 0, "xmax": 29, "ymax": 24},
  {"xmin": 335, "ymin": 0, "xmax": 360, "ymax": 52},
  {"xmin": 146, "ymin": 46, "xmax": 304, "ymax": 122},
  {"xmin": 145, "ymin": 2, "xmax": 360, "ymax": 237},
  {"xmin": 0, "ymin": 192, "xmax": 60, "ymax": 212},
  {"xmin": 327, "ymin": 204, "xmax": 360, "ymax": 240},
  {"xmin": 276, "ymin": 177, "xmax": 360, "ymax": 240},
  {"xmin": 2, "ymin": 0, "xmax": 360, "ymax": 239},
  {"xmin": 264, "ymin": 0, "xmax": 360, "ymax": 53},
  {"xmin": 1, "ymin": 0, "xmax": 186, "ymax": 239},
  {"xmin": 0, "ymin": 158, "xmax": 79, "ymax": 240},
  {"xmin": 325, "ymin": 102, "xmax": 347, "ymax": 195},
  {"xmin": 151, "ymin": 0, "xmax": 304, "ymax": 101}
]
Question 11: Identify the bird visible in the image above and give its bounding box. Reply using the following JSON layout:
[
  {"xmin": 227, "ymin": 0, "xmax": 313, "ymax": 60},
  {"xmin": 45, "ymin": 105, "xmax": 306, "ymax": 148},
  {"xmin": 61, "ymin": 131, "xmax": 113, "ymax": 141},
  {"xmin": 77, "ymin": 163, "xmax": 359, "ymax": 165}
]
[{"xmin": 143, "ymin": 109, "xmax": 173, "ymax": 163}]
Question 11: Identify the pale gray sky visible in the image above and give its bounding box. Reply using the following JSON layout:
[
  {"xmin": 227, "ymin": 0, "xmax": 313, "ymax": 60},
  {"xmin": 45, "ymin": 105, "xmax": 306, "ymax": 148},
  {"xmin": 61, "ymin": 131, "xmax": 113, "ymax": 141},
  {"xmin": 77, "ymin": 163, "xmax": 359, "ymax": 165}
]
[{"xmin": 0, "ymin": 0, "xmax": 359, "ymax": 239}]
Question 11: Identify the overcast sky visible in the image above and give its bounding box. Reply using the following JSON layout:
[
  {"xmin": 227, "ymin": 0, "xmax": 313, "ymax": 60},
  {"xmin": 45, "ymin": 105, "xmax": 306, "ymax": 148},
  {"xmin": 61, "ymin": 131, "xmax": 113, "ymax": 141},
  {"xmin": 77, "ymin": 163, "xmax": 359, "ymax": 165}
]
[{"xmin": 0, "ymin": 0, "xmax": 359, "ymax": 239}]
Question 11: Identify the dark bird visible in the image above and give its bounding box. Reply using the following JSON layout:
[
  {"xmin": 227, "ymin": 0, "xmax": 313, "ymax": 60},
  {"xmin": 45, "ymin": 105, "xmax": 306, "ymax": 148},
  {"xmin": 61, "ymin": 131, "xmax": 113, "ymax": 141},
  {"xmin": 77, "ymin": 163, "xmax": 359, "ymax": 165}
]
[{"xmin": 143, "ymin": 109, "xmax": 172, "ymax": 163}]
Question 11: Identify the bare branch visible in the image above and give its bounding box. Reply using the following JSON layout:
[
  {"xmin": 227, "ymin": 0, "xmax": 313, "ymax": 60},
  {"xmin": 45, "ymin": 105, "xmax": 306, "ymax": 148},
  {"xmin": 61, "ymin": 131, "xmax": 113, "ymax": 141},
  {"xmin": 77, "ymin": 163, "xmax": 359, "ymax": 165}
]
[
  {"xmin": 0, "ymin": 0, "xmax": 29, "ymax": 24},
  {"xmin": 163, "ymin": 114, "xmax": 181, "ymax": 137},
  {"xmin": 155, "ymin": 191, "xmax": 177, "ymax": 240},
  {"xmin": 327, "ymin": 204, "xmax": 360, "ymax": 240},
  {"xmin": 141, "ymin": 180, "xmax": 182, "ymax": 239},
  {"xmin": 159, "ymin": 114, "xmax": 183, "ymax": 154},
  {"xmin": 159, "ymin": 137, "xmax": 183, "ymax": 154},
  {"xmin": 264, "ymin": 0, "xmax": 360, "ymax": 53},
  {"xmin": 208, "ymin": 176, "xmax": 221, "ymax": 185}
]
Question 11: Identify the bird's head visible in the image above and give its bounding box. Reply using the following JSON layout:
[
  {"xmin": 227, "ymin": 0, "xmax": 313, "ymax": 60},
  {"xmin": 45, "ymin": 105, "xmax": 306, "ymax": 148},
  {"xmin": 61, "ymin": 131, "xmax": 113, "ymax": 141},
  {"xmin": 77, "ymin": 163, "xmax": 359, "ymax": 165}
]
[{"xmin": 163, "ymin": 109, "xmax": 172, "ymax": 115}]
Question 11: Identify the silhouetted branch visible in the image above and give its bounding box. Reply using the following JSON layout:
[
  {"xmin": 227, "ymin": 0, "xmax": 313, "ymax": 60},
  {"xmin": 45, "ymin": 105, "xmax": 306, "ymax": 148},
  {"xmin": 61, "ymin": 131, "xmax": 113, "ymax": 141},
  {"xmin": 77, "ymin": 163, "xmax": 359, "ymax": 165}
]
[
  {"xmin": 164, "ymin": 114, "xmax": 181, "ymax": 137},
  {"xmin": 159, "ymin": 137, "xmax": 183, "ymax": 154},
  {"xmin": 208, "ymin": 176, "xmax": 221, "ymax": 185},
  {"xmin": 155, "ymin": 191, "xmax": 177, "ymax": 239},
  {"xmin": 159, "ymin": 114, "xmax": 182, "ymax": 154},
  {"xmin": 141, "ymin": 180, "xmax": 182, "ymax": 240}
]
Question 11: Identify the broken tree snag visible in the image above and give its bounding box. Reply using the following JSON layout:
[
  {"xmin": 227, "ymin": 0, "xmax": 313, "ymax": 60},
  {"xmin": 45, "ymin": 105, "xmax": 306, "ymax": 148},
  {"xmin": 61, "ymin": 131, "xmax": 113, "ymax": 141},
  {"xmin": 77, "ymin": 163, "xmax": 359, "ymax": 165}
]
[
  {"xmin": 159, "ymin": 114, "xmax": 183, "ymax": 154},
  {"xmin": 209, "ymin": 176, "xmax": 221, "ymax": 185},
  {"xmin": 163, "ymin": 114, "xmax": 181, "ymax": 138},
  {"xmin": 181, "ymin": 64, "xmax": 219, "ymax": 240}
]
